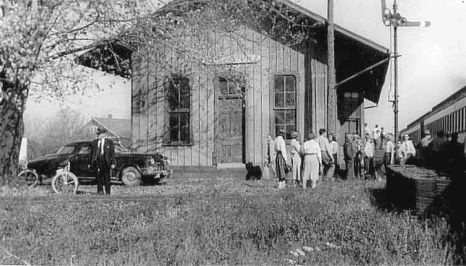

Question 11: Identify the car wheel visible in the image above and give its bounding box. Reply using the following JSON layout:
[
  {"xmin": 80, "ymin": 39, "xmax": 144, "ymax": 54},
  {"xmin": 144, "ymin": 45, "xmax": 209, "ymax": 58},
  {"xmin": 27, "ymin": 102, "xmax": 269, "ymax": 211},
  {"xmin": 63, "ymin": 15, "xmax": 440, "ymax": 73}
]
[{"xmin": 121, "ymin": 166, "xmax": 142, "ymax": 186}]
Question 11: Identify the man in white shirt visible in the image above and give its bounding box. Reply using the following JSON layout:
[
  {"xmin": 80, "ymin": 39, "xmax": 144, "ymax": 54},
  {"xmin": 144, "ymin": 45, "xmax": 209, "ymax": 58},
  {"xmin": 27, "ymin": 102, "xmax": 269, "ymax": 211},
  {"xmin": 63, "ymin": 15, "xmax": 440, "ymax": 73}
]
[
  {"xmin": 364, "ymin": 123, "xmax": 371, "ymax": 137},
  {"xmin": 372, "ymin": 124, "xmax": 381, "ymax": 149},
  {"xmin": 400, "ymin": 134, "xmax": 416, "ymax": 165},
  {"xmin": 329, "ymin": 133, "xmax": 339, "ymax": 179},
  {"xmin": 90, "ymin": 128, "xmax": 115, "ymax": 195},
  {"xmin": 317, "ymin": 129, "xmax": 335, "ymax": 181}
]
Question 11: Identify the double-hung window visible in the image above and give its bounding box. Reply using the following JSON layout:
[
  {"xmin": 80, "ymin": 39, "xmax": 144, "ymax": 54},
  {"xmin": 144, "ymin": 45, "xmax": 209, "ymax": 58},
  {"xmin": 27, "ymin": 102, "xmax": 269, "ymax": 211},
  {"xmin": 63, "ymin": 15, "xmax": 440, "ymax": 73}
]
[
  {"xmin": 166, "ymin": 75, "xmax": 190, "ymax": 144},
  {"xmin": 273, "ymin": 75, "xmax": 296, "ymax": 140}
]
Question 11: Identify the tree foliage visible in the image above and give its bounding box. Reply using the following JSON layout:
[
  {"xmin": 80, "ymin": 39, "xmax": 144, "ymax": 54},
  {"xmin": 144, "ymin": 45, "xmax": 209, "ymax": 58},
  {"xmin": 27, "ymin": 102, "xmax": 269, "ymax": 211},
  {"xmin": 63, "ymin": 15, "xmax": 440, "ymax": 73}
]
[{"xmin": 0, "ymin": 0, "xmax": 320, "ymax": 182}]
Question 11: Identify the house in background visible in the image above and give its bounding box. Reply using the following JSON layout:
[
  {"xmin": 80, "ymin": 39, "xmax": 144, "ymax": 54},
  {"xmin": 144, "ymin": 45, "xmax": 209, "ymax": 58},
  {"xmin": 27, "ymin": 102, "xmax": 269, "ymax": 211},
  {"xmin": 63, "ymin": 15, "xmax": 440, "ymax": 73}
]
[
  {"xmin": 81, "ymin": 115, "xmax": 132, "ymax": 148},
  {"xmin": 129, "ymin": 0, "xmax": 389, "ymax": 168}
]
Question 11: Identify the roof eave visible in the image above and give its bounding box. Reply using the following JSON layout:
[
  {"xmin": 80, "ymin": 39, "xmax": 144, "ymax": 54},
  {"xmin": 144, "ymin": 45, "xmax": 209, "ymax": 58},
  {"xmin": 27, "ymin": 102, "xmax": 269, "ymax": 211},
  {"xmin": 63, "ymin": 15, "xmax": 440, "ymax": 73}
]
[{"xmin": 277, "ymin": 0, "xmax": 389, "ymax": 54}]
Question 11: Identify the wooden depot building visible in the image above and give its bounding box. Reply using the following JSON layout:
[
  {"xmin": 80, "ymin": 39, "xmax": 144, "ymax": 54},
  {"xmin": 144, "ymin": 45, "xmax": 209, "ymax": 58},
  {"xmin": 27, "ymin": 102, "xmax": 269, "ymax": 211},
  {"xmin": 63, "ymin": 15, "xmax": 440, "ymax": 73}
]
[{"xmin": 129, "ymin": 0, "xmax": 390, "ymax": 168}]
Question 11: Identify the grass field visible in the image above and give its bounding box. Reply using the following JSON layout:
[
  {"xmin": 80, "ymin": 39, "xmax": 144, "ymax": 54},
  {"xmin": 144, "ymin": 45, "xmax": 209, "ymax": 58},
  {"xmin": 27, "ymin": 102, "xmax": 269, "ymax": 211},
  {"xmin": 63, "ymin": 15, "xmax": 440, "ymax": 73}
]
[{"xmin": 0, "ymin": 174, "xmax": 464, "ymax": 265}]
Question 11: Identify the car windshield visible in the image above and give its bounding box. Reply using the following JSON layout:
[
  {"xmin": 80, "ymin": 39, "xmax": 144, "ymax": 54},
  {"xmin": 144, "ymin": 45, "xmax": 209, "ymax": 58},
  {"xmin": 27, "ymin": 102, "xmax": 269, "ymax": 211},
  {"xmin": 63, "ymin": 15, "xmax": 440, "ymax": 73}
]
[{"xmin": 56, "ymin": 145, "xmax": 75, "ymax": 155}]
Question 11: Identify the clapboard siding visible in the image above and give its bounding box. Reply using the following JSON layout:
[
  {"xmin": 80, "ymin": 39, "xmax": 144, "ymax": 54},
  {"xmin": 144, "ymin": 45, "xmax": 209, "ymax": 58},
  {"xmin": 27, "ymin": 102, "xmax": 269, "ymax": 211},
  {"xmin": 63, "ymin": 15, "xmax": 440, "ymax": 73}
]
[{"xmin": 132, "ymin": 27, "xmax": 315, "ymax": 166}]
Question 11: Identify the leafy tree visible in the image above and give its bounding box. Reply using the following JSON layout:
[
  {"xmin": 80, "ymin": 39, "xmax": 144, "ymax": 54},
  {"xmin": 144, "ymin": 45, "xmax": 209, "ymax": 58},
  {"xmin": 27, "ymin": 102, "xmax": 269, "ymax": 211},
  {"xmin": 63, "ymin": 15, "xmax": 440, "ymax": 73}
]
[
  {"xmin": 0, "ymin": 0, "xmax": 146, "ymax": 184},
  {"xmin": 0, "ymin": 0, "xmax": 316, "ymax": 184}
]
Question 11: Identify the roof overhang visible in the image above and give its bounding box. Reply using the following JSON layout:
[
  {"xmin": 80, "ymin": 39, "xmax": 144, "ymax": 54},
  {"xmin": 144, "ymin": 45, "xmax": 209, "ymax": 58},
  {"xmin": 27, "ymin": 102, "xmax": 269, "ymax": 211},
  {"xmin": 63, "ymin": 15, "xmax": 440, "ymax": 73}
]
[{"xmin": 278, "ymin": 0, "xmax": 390, "ymax": 103}]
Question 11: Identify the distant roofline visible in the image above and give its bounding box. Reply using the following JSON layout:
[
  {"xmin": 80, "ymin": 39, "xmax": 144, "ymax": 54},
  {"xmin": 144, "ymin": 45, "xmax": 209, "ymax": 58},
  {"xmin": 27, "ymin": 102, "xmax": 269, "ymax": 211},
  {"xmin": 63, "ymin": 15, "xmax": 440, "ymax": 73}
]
[{"xmin": 90, "ymin": 117, "xmax": 120, "ymax": 137}]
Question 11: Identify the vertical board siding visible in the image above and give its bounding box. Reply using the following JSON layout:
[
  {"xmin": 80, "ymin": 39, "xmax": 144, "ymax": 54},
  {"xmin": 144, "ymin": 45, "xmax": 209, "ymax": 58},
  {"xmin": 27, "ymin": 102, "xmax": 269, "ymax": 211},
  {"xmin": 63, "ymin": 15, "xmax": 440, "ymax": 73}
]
[
  {"xmin": 131, "ymin": 53, "xmax": 141, "ymax": 151},
  {"xmin": 312, "ymin": 54, "xmax": 327, "ymax": 133},
  {"xmin": 251, "ymin": 29, "xmax": 262, "ymax": 164},
  {"xmin": 134, "ymin": 27, "xmax": 309, "ymax": 166},
  {"xmin": 139, "ymin": 54, "xmax": 149, "ymax": 153},
  {"xmin": 260, "ymin": 33, "xmax": 270, "ymax": 161}
]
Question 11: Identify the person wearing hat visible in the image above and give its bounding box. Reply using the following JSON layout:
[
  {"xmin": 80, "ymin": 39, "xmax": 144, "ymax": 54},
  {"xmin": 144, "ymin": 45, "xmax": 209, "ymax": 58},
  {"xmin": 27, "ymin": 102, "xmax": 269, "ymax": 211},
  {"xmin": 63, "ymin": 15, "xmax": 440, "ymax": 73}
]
[
  {"xmin": 400, "ymin": 134, "xmax": 416, "ymax": 165},
  {"xmin": 274, "ymin": 128, "xmax": 290, "ymax": 189},
  {"xmin": 384, "ymin": 133, "xmax": 395, "ymax": 167},
  {"xmin": 89, "ymin": 128, "xmax": 115, "ymax": 195},
  {"xmin": 418, "ymin": 129, "xmax": 432, "ymax": 167},
  {"xmin": 289, "ymin": 131, "xmax": 302, "ymax": 187}
]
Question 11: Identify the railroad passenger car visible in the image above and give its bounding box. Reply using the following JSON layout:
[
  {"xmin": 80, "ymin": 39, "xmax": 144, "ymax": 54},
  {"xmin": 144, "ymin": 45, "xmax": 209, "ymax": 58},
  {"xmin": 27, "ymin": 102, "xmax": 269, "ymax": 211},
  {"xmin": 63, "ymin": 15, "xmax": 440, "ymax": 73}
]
[{"xmin": 400, "ymin": 86, "xmax": 466, "ymax": 144}]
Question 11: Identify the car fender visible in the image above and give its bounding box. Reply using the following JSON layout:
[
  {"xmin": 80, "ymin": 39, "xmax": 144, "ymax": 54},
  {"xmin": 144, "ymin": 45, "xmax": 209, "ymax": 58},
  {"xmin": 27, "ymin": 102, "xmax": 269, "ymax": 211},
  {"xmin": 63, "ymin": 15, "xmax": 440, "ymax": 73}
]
[{"xmin": 116, "ymin": 164, "xmax": 143, "ymax": 180}]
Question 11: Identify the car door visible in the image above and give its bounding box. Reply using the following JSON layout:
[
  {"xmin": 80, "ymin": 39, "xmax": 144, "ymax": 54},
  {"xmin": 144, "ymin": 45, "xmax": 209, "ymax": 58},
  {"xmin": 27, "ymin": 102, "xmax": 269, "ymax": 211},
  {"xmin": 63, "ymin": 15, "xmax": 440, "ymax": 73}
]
[{"xmin": 70, "ymin": 144, "xmax": 94, "ymax": 177}]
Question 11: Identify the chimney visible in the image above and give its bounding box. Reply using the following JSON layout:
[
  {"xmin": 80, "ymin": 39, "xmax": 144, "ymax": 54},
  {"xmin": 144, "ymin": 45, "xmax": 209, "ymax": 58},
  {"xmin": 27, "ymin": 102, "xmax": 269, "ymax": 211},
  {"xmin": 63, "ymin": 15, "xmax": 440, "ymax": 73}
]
[{"xmin": 108, "ymin": 114, "xmax": 113, "ymax": 119}]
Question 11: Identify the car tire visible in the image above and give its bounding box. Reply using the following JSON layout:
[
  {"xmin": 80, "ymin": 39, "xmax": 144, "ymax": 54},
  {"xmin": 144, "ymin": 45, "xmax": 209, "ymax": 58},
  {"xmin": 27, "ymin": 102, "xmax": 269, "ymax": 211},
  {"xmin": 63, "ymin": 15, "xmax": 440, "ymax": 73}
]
[{"xmin": 121, "ymin": 166, "xmax": 142, "ymax": 186}]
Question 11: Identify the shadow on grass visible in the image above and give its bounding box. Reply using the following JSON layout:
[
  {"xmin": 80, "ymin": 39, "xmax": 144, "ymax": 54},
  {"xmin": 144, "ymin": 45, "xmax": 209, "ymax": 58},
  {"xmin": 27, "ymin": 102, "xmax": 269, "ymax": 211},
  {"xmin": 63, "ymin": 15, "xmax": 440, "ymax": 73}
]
[
  {"xmin": 367, "ymin": 186, "xmax": 409, "ymax": 214},
  {"xmin": 368, "ymin": 173, "xmax": 466, "ymax": 264}
]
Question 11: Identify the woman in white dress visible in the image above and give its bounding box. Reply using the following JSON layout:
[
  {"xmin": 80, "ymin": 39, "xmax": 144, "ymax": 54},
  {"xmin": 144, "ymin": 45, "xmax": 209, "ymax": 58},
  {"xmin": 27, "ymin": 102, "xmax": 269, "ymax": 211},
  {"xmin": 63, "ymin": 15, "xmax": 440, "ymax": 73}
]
[
  {"xmin": 301, "ymin": 132, "xmax": 322, "ymax": 189},
  {"xmin": 290, "ymin": 131, "xmax": 302, "ymax": 186}
]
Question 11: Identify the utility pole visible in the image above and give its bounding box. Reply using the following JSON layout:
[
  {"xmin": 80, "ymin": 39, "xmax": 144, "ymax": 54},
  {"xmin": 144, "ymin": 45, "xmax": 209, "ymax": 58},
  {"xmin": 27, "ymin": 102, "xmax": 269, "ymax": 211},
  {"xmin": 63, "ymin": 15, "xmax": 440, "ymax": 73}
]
[
  {"xmin": 327, "ymin": 0, "xmax": 337, "ymax": 137},
  {"xmin": 393, "ymin": 0, "xmax": 399, "ymax": 142},
  {"xmin": 381, "ymin": 0, "xmax": 430, "ymax": 141}
]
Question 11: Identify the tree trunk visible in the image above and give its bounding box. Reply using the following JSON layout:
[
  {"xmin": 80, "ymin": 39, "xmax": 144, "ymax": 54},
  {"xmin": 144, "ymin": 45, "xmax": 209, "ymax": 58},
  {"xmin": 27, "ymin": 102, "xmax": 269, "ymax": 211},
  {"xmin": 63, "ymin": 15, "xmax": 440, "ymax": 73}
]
[{"xmin": 0, "ymin": 85, "xmax": 25, "ymax": 186}]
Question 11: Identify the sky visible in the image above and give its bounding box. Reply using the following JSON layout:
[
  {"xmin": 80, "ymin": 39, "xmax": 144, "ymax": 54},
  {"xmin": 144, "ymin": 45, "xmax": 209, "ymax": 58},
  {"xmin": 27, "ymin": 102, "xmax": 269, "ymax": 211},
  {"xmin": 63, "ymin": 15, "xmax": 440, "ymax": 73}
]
[
  {"xmin": 25, "ymin": 0, "xmax": 466, "ymax": 131},
  {"xmin": 25, "ymin": 68, "xmax": 131, "ymax": 121},
  {"xmin": 296, "ymin": 0, "xmax": 466, "ymax": 132}
]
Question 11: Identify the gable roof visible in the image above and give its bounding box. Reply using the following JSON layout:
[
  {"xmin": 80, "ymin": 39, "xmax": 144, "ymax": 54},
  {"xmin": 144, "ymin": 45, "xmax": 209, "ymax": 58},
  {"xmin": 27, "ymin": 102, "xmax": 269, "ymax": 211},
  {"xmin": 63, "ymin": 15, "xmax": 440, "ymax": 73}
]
[
  {"xmin": 78, "ymin": 0, "xmax": 389, "ymax": 102},
  {"xmin": 90, "ymin": 117, "xmax": 131, "ymax": 139}
]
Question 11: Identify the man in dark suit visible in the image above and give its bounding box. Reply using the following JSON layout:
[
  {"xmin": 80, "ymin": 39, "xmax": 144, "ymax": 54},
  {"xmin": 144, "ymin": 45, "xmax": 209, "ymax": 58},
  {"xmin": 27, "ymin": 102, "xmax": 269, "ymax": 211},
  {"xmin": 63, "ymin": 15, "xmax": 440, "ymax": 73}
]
[{"xmin": 89, "ymin": 128, "xmax": 115, "ymax": 195}]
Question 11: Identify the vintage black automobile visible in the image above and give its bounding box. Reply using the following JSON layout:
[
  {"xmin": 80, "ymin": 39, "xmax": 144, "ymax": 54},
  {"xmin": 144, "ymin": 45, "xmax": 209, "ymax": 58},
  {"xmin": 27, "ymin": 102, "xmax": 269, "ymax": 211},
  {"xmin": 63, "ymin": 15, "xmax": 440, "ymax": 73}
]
[{"xmin": 27, "ymin": 140, "xmax": 172, "ymax": 186}]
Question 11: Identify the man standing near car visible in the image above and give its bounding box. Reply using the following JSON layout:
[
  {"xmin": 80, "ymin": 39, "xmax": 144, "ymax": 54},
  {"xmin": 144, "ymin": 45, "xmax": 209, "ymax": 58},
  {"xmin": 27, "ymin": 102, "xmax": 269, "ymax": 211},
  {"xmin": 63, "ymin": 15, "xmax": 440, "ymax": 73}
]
[{"xmin": 89, "ymin": 128, "xmax": 115, "ymax": 195}]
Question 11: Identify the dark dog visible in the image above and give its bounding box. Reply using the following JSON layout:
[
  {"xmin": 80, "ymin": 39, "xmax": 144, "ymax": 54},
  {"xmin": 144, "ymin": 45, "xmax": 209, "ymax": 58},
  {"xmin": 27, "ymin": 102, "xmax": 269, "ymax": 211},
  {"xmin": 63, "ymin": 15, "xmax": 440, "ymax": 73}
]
[{"xmin": 245, "ymin": 162, "xmax": 262, "ymax": 180}]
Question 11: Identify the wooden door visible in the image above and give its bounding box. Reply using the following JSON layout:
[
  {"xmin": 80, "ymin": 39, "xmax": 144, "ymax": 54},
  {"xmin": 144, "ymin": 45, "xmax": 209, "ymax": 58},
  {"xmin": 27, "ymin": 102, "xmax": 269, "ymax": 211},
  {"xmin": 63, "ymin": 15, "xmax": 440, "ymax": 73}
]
[{"xmin": 215, "ymin": 76, "xmax": 245, "ymax": 164}]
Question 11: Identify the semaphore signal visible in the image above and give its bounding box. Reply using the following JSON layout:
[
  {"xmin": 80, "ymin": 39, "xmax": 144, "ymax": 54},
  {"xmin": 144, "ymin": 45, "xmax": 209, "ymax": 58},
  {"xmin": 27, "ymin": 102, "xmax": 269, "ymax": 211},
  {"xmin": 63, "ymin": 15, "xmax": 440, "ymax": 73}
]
[{"xmin": 380, "ymin": 0, "xmax": 430, "ymax": 142}]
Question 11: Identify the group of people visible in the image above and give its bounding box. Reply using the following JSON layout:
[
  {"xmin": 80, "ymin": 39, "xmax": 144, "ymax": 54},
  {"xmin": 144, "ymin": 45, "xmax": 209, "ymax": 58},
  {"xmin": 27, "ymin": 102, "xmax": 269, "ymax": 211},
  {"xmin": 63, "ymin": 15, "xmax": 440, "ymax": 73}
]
[
  {"xmin": 416, "ymin": 129, "xmax": 466, "ymax": 176},
  {"xmin": 266, "ymin": 123, "xmax": 466, "ymax": 189},
  {"xmin": 267, "ymin": 128, "xmax": 338, "ymax": 189},
  {"xmin": 343, "ymin": 130, "xmax": 394, "ymax": 181}
]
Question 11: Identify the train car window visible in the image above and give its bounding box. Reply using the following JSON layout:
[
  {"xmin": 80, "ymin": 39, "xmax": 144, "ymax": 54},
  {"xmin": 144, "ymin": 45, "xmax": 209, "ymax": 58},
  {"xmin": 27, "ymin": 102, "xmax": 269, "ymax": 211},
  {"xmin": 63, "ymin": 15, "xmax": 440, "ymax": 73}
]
[
  {"xmin": 462, "ymin": 108, "xmax": 465, "ymax": 132},
  {"xmin": 446, "ymin": 114, "xmax": 449, "ymax": 133},
  {"xmin": 450, "ymin": 113, "xmax": 453, "ymax": 133},
  {"xmin": 444, "ymin": 116, "xmax": 446, "ymax": 133},
  {"xmin": 456, "ymin": 110, "xmax": 460, "ymax": 132}
]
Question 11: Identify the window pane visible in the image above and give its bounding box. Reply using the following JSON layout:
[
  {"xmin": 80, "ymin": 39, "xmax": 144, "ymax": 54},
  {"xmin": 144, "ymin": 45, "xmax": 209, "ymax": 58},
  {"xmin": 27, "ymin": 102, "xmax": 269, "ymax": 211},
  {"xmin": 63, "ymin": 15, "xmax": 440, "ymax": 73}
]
[
  {"xmin": 285, "ymin": 93, "xmax": 295, "ymax": 108},
  {"xmin": 285, "ymin": 76, "xmax": 295, "ymax": 92},
  {"xmin": 180, "ymin": 87, "xmax": 190, "ymax": 109},
  {"xmin": 168, "ymin": 86, "xmax": 179, "ymax": 111},
  {"xmin": 286, "ymin": 125, "xmax": 296, "ymax": 138},
  {"xmin": 219, "ymin": 77, "xmax": 228, "ymax": 95},
  {"xmin": 275, "ymin": 125, "xmax": 285, "ymax": 137},
  {"xmin": 180, "ymin": 113, "xmax": 190, "ymax": 142},
  {"xmin": 169, "ymin": 114, "xmax": 180, "ymax": 142},
  {"xmin": 275, "ymin": 93, "xmax": 284, "ymax": 108},
  {"xmin": 228, "ymin": 81, "xmax": 236, "ymax": 95},
  {"xmin": 275, "ymin": 110, "xmax": 285, "ymax": 124},
  {"xmin": 275, "ymin": 76, "xmax": 284, "ymax": 93},
  {"xmin": 285, "ymin": 110, "xmax": 296, "ymax": 125}
]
